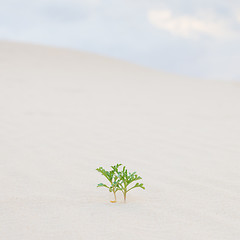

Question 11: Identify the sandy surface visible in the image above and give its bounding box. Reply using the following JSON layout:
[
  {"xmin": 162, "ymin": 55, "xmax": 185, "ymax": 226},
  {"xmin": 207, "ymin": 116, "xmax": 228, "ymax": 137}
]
[{"xmin": 0, "ymin": 41, "xmax": 240, "ymax": 240}]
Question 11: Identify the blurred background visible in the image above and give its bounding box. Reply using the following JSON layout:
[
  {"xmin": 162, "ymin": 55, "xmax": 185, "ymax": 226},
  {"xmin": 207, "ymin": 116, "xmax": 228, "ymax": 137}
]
[{"xmin": 0, "ymin": 0, "xmax": 240, "ymax": 81}]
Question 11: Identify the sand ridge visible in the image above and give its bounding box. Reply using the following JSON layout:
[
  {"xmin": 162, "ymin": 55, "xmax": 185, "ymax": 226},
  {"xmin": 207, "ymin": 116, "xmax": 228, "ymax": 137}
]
[{"xmin": 0, "ymin": 41, "xmax": 240, "ymax": 240}]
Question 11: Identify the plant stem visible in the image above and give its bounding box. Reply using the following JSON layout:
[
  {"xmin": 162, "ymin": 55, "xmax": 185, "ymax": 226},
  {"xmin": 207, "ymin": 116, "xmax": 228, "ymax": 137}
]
[
  {"xmin": 114, "ymin": 191, "xmax": 116, "ymax": 201},
  {"xmin": 124, "ymin": 192, "xmax": 126, "ymax": 203}
]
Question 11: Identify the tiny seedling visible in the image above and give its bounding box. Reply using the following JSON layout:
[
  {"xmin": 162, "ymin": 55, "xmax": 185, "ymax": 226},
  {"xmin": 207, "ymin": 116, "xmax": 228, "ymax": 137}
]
[
  {"xmin": 96, "ymin": 164, "xmax": 122, "ymax": 202},
  {"xmin": 97, "ymin": 164, "xmax": 145, "ymax": 203},
  {"xmin": 115, "ymin": 166, "xmax": 145, "ymax": 203}
]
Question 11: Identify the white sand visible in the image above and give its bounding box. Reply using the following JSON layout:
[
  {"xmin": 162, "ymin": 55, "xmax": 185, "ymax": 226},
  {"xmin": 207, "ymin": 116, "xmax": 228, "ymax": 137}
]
[{"xmin": 0, "ymin": 41, "xmax": 240, "ymax": 240}]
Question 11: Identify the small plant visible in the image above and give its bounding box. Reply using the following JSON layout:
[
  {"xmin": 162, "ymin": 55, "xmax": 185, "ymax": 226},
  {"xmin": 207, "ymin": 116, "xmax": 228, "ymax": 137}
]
[
  {"xmin": 96, "ymin": 164, "xmax": 122, "ymax": 202},
  {"xmin": 115, "ymin": 166, "xmax": 145, "ymax": 203},
  {"xmin": 96, "ymin": 164, "xmax": 145, "ymax": 203}
]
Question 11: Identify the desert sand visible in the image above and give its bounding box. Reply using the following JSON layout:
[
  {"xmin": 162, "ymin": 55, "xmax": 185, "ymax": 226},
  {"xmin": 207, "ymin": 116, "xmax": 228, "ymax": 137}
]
[{"xmin": 0, "ymin": 41, "xmax": 240, "ymax": 240}]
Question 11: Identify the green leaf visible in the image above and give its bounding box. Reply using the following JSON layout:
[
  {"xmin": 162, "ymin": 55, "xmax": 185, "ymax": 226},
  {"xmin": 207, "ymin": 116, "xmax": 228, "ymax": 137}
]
[
  {"xmin": 97, "ymin": 183, "xmax": 109, "ymax": 188},
  {"xmin": 127, "ymin": 182, "xmax": 145, "ymax": 192}
]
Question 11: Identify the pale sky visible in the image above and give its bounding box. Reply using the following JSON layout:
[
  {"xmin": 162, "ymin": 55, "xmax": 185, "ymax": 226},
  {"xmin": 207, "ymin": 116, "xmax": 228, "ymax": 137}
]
[{"xmin": 0, "ymin": 0, "xmax": 240, "ymax": 80}]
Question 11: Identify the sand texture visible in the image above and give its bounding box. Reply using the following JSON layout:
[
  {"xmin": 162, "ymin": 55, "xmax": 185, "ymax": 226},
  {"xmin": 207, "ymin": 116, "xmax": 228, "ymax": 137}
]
[{"xmin": 0, "ymin": 41, "xmax": 240, "ymax": 240}]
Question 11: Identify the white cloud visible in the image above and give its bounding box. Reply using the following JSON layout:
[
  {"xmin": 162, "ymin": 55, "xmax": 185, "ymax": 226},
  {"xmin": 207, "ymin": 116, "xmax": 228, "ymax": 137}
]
[
  {"xmin": 148, "ymin": 9, "xmax": 233, "ymax": 38},
  {"xmin": 236, "ymin": 10, "xmax": 240, "ymax": 23}
]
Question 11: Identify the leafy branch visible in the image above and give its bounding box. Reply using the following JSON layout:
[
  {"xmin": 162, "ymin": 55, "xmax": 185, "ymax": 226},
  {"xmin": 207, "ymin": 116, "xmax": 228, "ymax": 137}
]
[
  {"xmin": 96, "ymin": 164, "xmax": 122, "ymax": 202},
  {"xmin": 115, "ymin": 166, "xmax": 145, "ymax": 202}
]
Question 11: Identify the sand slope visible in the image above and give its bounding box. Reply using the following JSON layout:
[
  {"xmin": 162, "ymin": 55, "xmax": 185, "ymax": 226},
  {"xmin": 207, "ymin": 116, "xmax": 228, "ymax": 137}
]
[{"xmin": 0, "ymin": 41, "xmax": 240, "ymax": 240}]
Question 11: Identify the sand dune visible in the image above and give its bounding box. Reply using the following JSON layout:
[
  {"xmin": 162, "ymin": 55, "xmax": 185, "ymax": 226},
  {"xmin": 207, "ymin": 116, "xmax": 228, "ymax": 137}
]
[{"xmin": 0, "ymin": 41, "xmax": 240, "ymax": 240}]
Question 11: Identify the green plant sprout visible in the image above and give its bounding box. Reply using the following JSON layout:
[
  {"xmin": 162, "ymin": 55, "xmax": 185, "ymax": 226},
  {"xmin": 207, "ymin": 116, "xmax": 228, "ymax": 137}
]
[
  {"xmin": 115, "ymin": 166, "xmax": 145, "ymax": 203},
  {"xmin": 96, "ymin": 164, "xmax": 122, "ymax": 202},
  {"xmin": 96, "ymin": 164, "xmax": 145, "ymax": 203}
]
